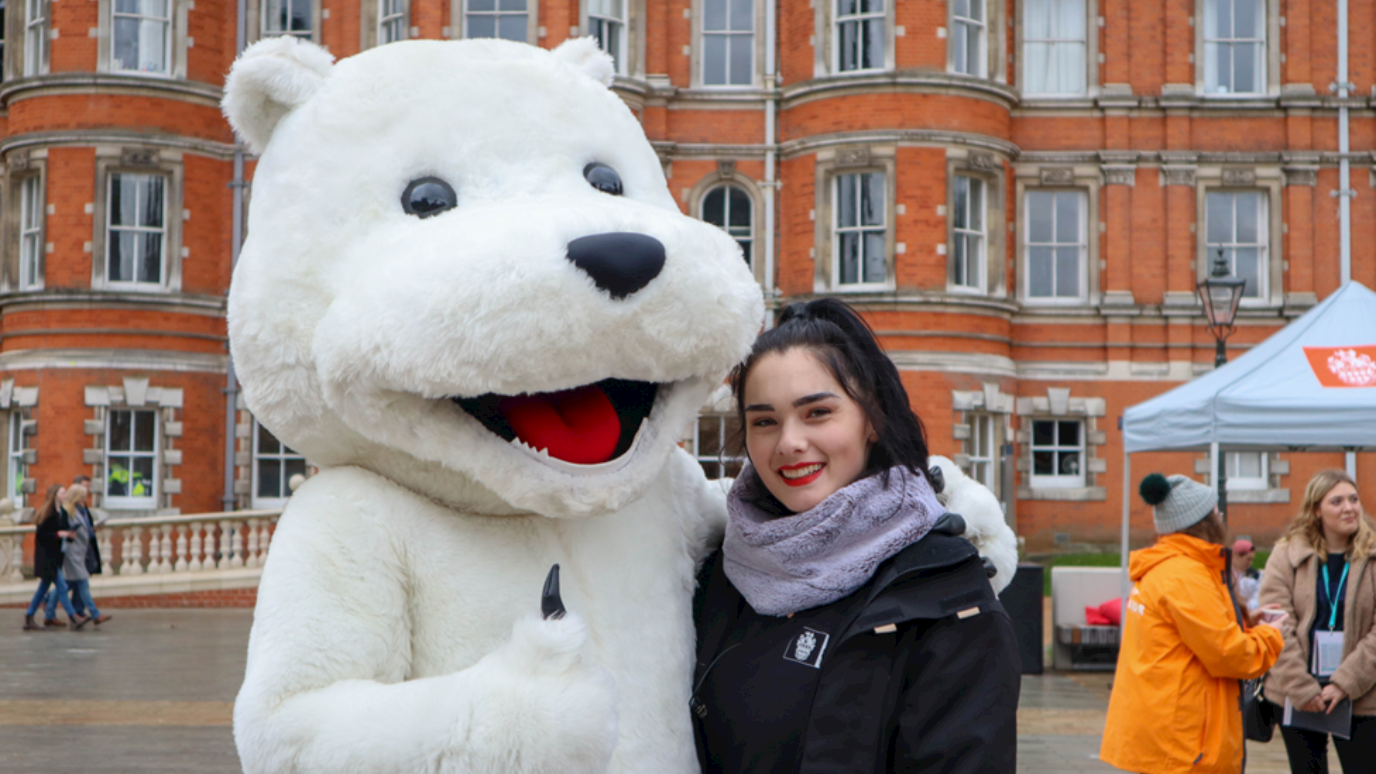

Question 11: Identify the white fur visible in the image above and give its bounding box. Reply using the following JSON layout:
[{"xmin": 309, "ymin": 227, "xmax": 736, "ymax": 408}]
[
  {"xmin": 929, "ymin": 455, "xmax": 1019, "ymax": 594},
  {"xmin": 227, "ymin": 38, "xmax": 761, "ymax": 773}
]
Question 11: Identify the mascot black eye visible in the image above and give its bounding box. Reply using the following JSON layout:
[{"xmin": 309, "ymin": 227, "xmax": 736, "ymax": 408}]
[
  {"xmin": 401, "ymin": 177, "xmax": 457, "ymax": 218},
  {"xmin": 583, "ymin": 163, "xmax": 624, "ymax": 196}
]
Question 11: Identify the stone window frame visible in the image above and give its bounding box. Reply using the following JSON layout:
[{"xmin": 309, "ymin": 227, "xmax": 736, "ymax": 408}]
[
  {"xmin": 362, "ymin": 0, "xmax": 414, "ymax": 50},
  {"xmin": 1015, "ymin": 388, "xmax": 1107, "ymax": 502},
  {"xmin": 1193, "ymin": 0, "xmax": 1281, "ymax": 100},
  {"xmin": 250, "ymin": 419, "xmax": 307, "ymax": 509},
  {"xmin": 1194, "ymin": 451, "xmax": 1290, "ymax": 503},
  {"xmin": 946, "ymin": 151, "xmax": 1007, "ymax": 297},
  {"xmin": 11, "ymin": 0, "xmax": 50, "ymax": 78},
  {"xmin": 810, "ymin": 0, "xmax": 896, "ymax": 78},
  {"xmin": 234, "ymin": 401, "xmax": 316, "ymax": 508},
  {"xmin": 578, "ymin": 0, "xmax": 641, "ymax": 78},
  {"xmin": 3, "ymin": 150, "xmax": 47, "ymax": 292},
  {"xmin": 688, "ymin": 0, "xmax": 764, "ymax": 89},
  {"xmin": 683, "ymin": 385, "xmax": 743, "ymax": 482},
  {"xmin": 245, "ymin": 0, "xmax": 324, "ymax": 46},
  {"xmin": 83, "ymin": 377, "xmax": 184, "ymax": 515},
  {"xmin": 89, "ymin": 147, "xmax": 186, "ymax": 294},
  {"xmin": 93, "ymin": 0, "xmax": 191, "ymax": 79},
  {"xmin": 1014, "ymin": 165, "xmax": 1101, "ymax": 308},
  {"xmin": 947, "ymin": 0, "xmax": 1006, "ymax": 83},
  {"xmin": 952, "ymin": 382, "xmax": 1015, "ymax": 501},
  {"xmin": 811, "ymin": 145, "xmax": 898, "ymax": 293},
  {"xmin": 0, "ymin": 380, "xmax": 38, "ymax": 514},
  {"xmin": 1014, "ymin": 0, "xmax": 1097, "ymax": 101},
  {"xmin": 449, "ymin": 0, "xmax": 539, "ymax": 45},
  {"xmin": 1194, "ymin": 166, "xmax": 1283, "ymax": 310},
  {"xmin": 687, "ymin": 162, "xmax": 764, "ymax": 282}
]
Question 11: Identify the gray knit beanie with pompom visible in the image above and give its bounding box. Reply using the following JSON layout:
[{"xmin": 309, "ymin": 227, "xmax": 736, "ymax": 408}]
[{"xmin": 1140, "ymin": 473, "xmax": 1218, "ymax": 534}]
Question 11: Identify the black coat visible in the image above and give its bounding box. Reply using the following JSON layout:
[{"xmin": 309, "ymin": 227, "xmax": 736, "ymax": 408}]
[
  {"xmin": 31, "ymin": 510, "xmax": 69, "ymax": 582},
  {"xmin": 692, "ymin": 531, "xmax": 1020, "ymax": 774},
  {"xmin": 73, "ymin": 505, "xmax": 102, "ymax": 576}
]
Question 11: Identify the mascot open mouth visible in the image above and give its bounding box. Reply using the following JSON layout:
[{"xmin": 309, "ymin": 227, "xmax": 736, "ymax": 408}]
[{"xmin": 454, "ymin": 379, "xmax": 659, "ymax": 469}]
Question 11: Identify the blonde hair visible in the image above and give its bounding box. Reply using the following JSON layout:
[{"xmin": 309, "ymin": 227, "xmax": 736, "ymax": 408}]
[
  {"xmin": 61, "ymin": 484, "xmax": 88, "ymax": 510},
  {"xmin": 1283, "ymin": 469, "xmax": 1376, "ymax": 558}
]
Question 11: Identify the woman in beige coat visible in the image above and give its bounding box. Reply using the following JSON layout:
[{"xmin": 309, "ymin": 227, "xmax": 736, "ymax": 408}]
[{"xmin": 1259, "ymin": 469, "xmax": 1376, "ymax": 773}]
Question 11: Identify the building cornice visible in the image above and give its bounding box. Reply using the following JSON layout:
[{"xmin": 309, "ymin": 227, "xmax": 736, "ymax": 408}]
[
  {"xmin": 780, "ymin": 71, "xmax": 1019, "ymax": 111},
  {"xmin": 785, "ymin": 291, "xmax": 1020, "ymax": 317},
  {"xmin": 780, "ymin": 129, "xmax": 1020, "ymax": 160},
  {"xmin": 0, "ymin": 290, "xmax": 227, "ymax": 316},
  {"xmin": 651, "ymin": 141, "xmax": 771, "ymax": 160},
  {"xmin": 0, "ymin": 348, "xmax": 227, "ymax": 373},
  {"xmin": 0, "ymin": 130, "xmax": 239, "ymax": 160},
  {"xmin": 0, "ymin": 73, "xmax": 224, "ymax": 108}
]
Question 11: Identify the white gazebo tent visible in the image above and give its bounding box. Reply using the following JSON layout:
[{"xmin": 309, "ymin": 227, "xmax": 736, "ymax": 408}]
[{"xmin": 1117, "ymin": 281, "xmax": 1376, "ymax": 599}]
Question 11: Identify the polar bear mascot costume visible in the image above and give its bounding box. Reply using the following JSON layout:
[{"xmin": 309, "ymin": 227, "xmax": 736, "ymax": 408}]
[
  {"xmin": 929, "ymin": 455, "xmax": 1019, "ymax": 593},
  {"xmin": 223, "ymin": 36, "xmax": 763, "ymax": 774}
]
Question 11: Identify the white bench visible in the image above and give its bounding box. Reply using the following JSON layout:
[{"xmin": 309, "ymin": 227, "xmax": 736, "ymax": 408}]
[{"xmin": 1051, "ymin": 566, "xmax": 1125, "ymax": 671}]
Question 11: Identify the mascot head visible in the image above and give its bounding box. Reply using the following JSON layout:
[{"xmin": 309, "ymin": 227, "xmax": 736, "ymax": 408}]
[{"xmin": 223, "ymin": 37, "xmax": 763, "ymax": 518}]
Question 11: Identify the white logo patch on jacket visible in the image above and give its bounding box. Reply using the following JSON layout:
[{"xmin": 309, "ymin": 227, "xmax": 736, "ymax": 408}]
[{"xmin": 783, "ymin": 628, "xmax": 830, "ymax": 669}]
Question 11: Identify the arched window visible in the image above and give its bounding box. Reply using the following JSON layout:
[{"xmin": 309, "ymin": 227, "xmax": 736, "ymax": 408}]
[{"xmin": 700, "ymin": 184, "xmax": 752, "ymax": 267}]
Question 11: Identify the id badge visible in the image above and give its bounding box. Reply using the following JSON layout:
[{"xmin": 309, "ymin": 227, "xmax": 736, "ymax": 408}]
[{"xmin": 1313, "ymin": 630, "xmax": 1345, "ymax": 677}]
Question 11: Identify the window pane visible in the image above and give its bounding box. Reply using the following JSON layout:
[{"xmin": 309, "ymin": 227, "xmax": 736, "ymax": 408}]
[
  {"xmin": 258, "ymin": 459, "xmax": 282, "ymax": 498},
  {"xmin": 860, "ymin": 173, "xmax": 883, "ymax": 226},
  {"xmin": 968, "ymin": 0, "xmax": 983, "ymax": 21},
  {"xmin": 140, "ymin": 176, "xmax": 164, "ymax": 226},
  {"xmin": 110, "ymin": 412, "xmax": 132, "ymax": 452},
  {"xmin": 131, "ymin": 457, "xmax": 154, "ymax": 496},
  {"xmin": 862, "ymin": 19, "xmax": 883, "ymax": 69},
  {"xmin": 952, "ymin": 234, "xmax": 967, "ymax": 285},
  {"xmin": 838, "ymin": 0, "xmax": 858, "ymax": 16},
  {"xmin": 703, "ymin": 0, "xmax": 726, "ymax": 30},
  {"xmin": 1033, "ymin": 420, "xmax": 1053, "ymax": 446},
  {"xmin": 967, "ymin": 178, "xmax": 983, "ymax": 230},
  {"xmin": 497, "ymin": 0, "xmax": 525, "ymax": 10},
  {"xmin": 284, "ymin": 457, "xmax": 308, "ymax": 483},
  {"xmin": 291, "ymin": 0, "xmax": 311, "ymax": 30},
  {"xmin": 468, "ymin": 0, "xmax": 494, "ymax": 10},
  {"xmin": 1058, "ymin": 451, "xmax": 1080, "ymax": 475},
  {"xmin": 111, "ymin": 175, "xmax": 138, "ymax": 226},
  {"xmin": 703, "ymin": 35, "xmax": 727, "ymax": 84},
  {"xmin": 1056, "ymin": 246, "xmax": 1080, "ymax": 297},
  {"xmin": 837, "ymin": 176, "xmax": 856, "ymax": 228},
  {"xmin": 1024, "ymin": 0, "xmax": 1050, "ymax": 38},
  {"xmin": 1028, "ymin": 246, "xmax": 1053, "ymax": 297},
  {"xmin": 1233, "ymin": 42, "xmax": 1257, "ymax": 93},
  {"xmin": 953, "ymin": 177, "xmax": 969, "ymax": 229},
  {"xmin": 1234, "ymin": 247, "xmax": 1260, "ymax": 297},
  {"xmin": 258, "ymin": 424, "xmax": 281, "ymax": 455},
  {"xmin": 702, "ymin": 188, "xmax": 725, "ymax": 226},
  {"xmin": 1236, "ymin": 0, "xmax": 1260, "ymax": 37},
  {"xmin": 951, "ymin": 22, "xmax": 968, "ymax": 74},
  {"xmin": 1034, "ymin": 451, "xmax": 1055, "ymax": 475},
  {"xmin": 1208, "ymin": 0, "xmax": 1229, "ymax": 38},
  {"xmin": 107, "ymin": 459, "xmax": 130, "ymax": 496},
  {"xmin": 729, "ymin": 34, "xmax": 752, "ymax": 84},
  {"xmin": 964, "ymin": 25, "xmax": 981, "ymax": 75},
  {"xmin": 1027, "ymin": 191, "xmax": 1053, "ymax": 243},
  {"xmin": 1057, "ymin": 0, "xmax": 1085, "ymax": 38},
  {"xmin": 1058, "ymin": 420, "xmax": 1079, "ymax": 445},
  {"xmin": 137, "ymin": 233, "xmax": 161, "ymax": 283},
  {"xmin": 134, "ymin": 411, "xmax": 156, "ymax": 451},
  {"xmin": 1235, "ymin": 192, "xmax": 1259, "ymax": 242},
  {"xmin": 497, "ymin": 15, "xmax": 525, "ymax": 40},
  {"xmin": 1024, "ymin": 42, "xmax": 1048, "ymax": 94},
  {"xmin": 466, "ymin": 15, "xmax": 495, "ymax": 37},
  {"xmin": 1234, "ymin": 452, "xmax": 1262, "ymax": 478},
  {"xmin": 1059, "ymin": 42, "xmax": 1085, "ymax": 93},
  {"xmin": 839, "ymin": 232, "xmax": 859, "ymax": 284},
  {"xmin": 728, "ymin": 187, "xmax": 750, "ymax": 228},
  {"xmin": 1056, "ymin": 191, "xmax": 1079, "ymax": 242},
  {"xmin": 729, "ymin": 0, "xmax": 752, "ymax": 31},
  {"xmin": 859, "ymin": 0, "xmax": 881, "ymax": 12},
  {"xmin": 863, "ymin": 231, "xmax": 886, "ymax": 283},
  {"xmin": 110, "ymin": 232, "xmax": 137, "ymax": 282},
  {"xmin": 1206, "ymin": 193, "xmax": 1232, "ymax": 243},
  {"xmin": 1212, "ymin": 42, "xmax": 1231, "ymax": 93},
  {"xmin": 838, "ymin": 20, "xmax": 857, "ymax": 71}
]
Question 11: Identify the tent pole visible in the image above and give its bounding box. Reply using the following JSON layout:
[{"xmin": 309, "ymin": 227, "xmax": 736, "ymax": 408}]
[
  {"xmin": 1348, "ymin": 451, "xmax": 1357, "ymax": 479},
  {"xmin": 1121, "ymin": 449, "xmax": 1131, "ymax": 625},
  {"xmin": 1211, "ymin": 442, "xmax": 1222, "ymax": 517}
]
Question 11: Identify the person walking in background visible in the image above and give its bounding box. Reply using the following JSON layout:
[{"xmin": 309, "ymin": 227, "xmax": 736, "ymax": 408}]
[
  {"xmin": 1101, "ymin": 473, "xmax": 1285, "ymax": 774},
  {"xmin": 61, "ymin": 474, "xmax": 104, "ymax": 618},
  {"xmin": 1259, "ymin": 469, "xmax": 1376, "ymax": 772},
  {"xmin": 691, "ymin": 299, "xmax": 1019, "ymax": 774},
  {"xmin": 21, "ymin": 484, "xmax": 87, "ymax": 631},
  {"xmin": 1234, "ymin": 538, "xmax": 1263, "ymax": 612},
  {"xmin": 55, "ymin": 485, "xmax": 110, "ymax": 628}
]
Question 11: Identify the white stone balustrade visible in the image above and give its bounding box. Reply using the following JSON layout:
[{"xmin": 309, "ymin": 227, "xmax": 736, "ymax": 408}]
[{"xmin": 0, "ymin": 509, "xmax": 282, "ymax": 595}]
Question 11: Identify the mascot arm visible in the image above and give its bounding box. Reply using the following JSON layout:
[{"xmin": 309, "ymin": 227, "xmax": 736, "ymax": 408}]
[
  {"xmin": 234, "ymin": 499, "xmax": 618, "ymax": 774},
  {"xmin": 668, "ymin": 447, "xmax": 728, "ymax": 569}
]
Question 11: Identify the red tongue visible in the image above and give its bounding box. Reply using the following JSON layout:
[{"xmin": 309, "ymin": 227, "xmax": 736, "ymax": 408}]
[{"xmin": 499, "ymin": 385, "xmax": 622, "ymax": 464}]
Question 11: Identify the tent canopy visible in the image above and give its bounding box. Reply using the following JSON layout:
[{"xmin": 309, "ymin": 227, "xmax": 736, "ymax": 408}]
[{"xmin": 1123, "ymin": 281, "xmax": 1376, "ymax": 453}]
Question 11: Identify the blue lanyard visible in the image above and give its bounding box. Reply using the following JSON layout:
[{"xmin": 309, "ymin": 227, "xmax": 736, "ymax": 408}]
[{"xmin": 1321, "ymin": 561, "xmax": 1350, "ymax": 631}]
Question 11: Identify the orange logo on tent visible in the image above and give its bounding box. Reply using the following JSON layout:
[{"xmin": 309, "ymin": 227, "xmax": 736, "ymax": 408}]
[{"xmin": 1304, "ymin": 345, "xmax": 1376, "ymax": 388}]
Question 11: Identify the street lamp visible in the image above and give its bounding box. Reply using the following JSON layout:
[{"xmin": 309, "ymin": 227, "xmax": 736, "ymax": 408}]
[{"xmin": 1197, "ymin": 248, "xmax": 1246, "ymax": 520}]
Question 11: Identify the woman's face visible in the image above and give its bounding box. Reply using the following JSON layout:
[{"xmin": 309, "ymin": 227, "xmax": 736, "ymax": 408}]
[
  {"xmin": 1316, "ymin": 481, "xmax": 1362, "ymax": 544},
  {"xmin": 743, "ymin": 348, "xmax": 876, "ymax": 514}
]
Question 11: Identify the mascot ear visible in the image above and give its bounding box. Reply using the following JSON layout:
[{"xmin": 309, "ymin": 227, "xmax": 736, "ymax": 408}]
[
  {"xmin": 222, "ymin": 36, "xmax": 335, "ymax": 154},
  {"xmin": 550, "ymin": 37, "xmax": 616, "ymax": 88}
]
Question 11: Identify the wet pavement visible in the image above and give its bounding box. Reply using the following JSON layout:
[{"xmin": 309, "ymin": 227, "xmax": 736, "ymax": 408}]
[{"xmin": 0, "ymin": 609, "xmax": 1334, "ymax": 773}]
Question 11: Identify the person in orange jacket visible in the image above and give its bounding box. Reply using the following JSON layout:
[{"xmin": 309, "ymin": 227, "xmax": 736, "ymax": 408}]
[{"xmin": 1101, "ymin": 473, "xmax": 1287, "ymax": 774}]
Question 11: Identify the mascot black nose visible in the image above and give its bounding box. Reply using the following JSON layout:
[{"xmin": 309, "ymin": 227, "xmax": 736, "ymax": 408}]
[{"xmin": 566, "ymin": 232, "xmax": 665, "ymax": 299}]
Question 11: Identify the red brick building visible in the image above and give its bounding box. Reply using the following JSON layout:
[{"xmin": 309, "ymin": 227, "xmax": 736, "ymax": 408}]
[{"xmin": 1, "ymin": 0, "xmax": 1371, "ymax": 551}]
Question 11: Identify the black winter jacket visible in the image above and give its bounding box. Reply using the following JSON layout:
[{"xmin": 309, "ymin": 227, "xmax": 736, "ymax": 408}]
[
  {"xmin": 32, "ymin": 510, "xmax": 69, "ymax": 582},
  {"xmin": 691, "ymin": 530, "xmax": 1020, "ymax": 774}
]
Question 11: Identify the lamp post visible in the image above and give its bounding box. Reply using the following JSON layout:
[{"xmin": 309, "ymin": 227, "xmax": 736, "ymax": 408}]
[{"xmin": 1197, "ymin": 249, "xmax": 1247, "ymax": 521}]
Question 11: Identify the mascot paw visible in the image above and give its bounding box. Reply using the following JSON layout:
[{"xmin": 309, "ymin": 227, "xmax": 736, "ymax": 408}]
[{"xmin": 461, "ymin": 613, "xmax": 619, "ymax": 774}]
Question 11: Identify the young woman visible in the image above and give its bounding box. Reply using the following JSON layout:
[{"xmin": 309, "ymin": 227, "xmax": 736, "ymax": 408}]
[
  {"xmin": 691, "ymin": 299, "xmax": 1019, "ymax": 774},
  {"xmin": 21, "ymin": 484, "xmax": 87, "ymax": 631},
  {"xmin": 56, "ymin": 485, "xmax": 111, "ymax": 627},
  {"xmin": 1259, "ymin": 470, "xmax": 1376, "ymax": 772},
  {"xmin": 1100, "ymin": 474, "xmax": 1284, "ymax": 774}
]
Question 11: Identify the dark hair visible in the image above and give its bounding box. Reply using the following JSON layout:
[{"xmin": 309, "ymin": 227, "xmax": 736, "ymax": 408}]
[
  {"xmin": 1179, "ymin": 510, "xmax": 1228, "ymax": 546},
  {"xmin": 728, "ymin": 298, "xmax": 930, "ymax": 501},
  {"xmin": 73, "ymin": 474, "xmax": 92, "ymax": 485}
]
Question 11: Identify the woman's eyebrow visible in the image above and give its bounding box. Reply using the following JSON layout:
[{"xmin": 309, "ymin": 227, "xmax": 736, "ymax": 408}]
[
  {"xmin": 793, "ymin": 392, "xmax": 838, "ymax": 407},
  {"xmin": 743, "ymin": 403, "xmax": 773, "ymax": 413}
]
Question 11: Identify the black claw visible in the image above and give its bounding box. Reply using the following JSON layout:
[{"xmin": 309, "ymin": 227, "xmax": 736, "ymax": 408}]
[
  {"xmin": 933, "ymin": 512, "xmax": 967, "ymax": 536},
  {"xmin": 928, "ymin": 465, "xmax": 946, "ymax": 494},
  {"xmin": 541, "ymin": 564, "xmax": 566, "ymax": 621},
  {"xmin": 982, "ymin": 557, "xmax": 998, "ymax": 578}
]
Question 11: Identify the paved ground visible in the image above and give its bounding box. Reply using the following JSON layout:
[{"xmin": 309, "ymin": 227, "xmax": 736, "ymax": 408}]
[{"xmin": 0, "ymin": 609, "xmax": 1338, "ymax": 773}]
